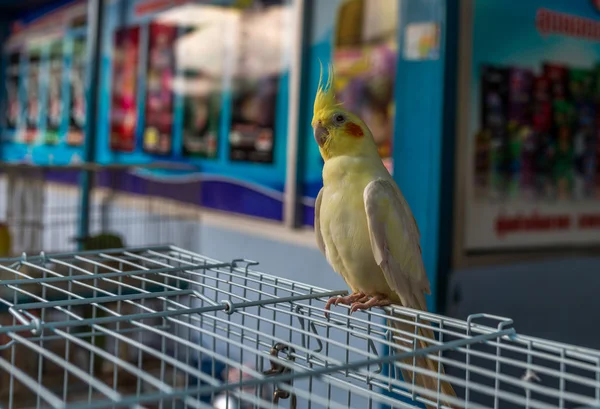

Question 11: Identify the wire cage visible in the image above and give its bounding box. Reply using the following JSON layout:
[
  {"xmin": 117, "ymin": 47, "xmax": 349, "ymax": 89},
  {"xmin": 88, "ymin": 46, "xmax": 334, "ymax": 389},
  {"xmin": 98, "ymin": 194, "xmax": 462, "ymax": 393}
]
[
  {"xmin": 0, "ymin": 164, "xmax": 201, "ymax": 256},
  {"xmin": 0, "ymin": 246, "xmax": 598, "ymax": 409}
]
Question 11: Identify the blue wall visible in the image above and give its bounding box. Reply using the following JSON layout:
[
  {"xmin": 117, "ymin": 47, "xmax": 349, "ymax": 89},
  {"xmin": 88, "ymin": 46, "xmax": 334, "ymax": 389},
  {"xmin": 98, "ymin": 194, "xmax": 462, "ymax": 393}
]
[{"xmin": 381, "ymin": 0, "xmax": 451, "ymax": 407}]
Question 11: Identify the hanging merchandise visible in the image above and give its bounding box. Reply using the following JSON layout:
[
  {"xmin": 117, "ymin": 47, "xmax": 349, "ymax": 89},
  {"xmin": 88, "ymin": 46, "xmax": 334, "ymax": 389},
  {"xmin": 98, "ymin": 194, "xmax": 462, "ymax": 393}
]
[
  {"xmin": 228, "ymin": 3, "xmax": 285, "ymax": 164},
  {"xmin": 68, "ymin": 37, "xmax": 86, "ymax": 146},
  {"xmin": 181, "ymin": 69, "xmax": 221, "ymax": 159},
  {"xmin": 178, "ymin": 23, "xmax": 223, "ymax": 160},
  {"xmin": 109, "ymin": 26, "xmax": 140, "ymax": 153},
  {"xmin": 143, "ymin": 22, "xmax": 177, "ymax": 156},
  {"xmin": 0, "ymin": 0, "xmax": 88, "ymax": 165},
  {"xmin": 24, "ymin": 50, "xmax": 41, "ymax": 144},
  {"xmin": 229, "ymin": 75, "xmax": 278, "ymax": 163},
  {"xmin": 45, "ymin": 41, "xmax": 64, "ymax": 145},
  {"xmin": 3, "ymin": 52, "xmax": 21, "ymax": 137},
  {"xmin": 181, "ymin": 73, "xmax": 220, "ymax": 158}
]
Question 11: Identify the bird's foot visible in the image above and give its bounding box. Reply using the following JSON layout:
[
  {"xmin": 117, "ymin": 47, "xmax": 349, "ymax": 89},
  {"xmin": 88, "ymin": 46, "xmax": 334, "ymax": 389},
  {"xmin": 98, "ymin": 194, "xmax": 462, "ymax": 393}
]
[
  {"xmin": 350, "ymin": 294, "xmax": 392, "ymax": 314},
  {"xmin": 324, "ymin": 292, "xmax": 368, "ymax": 318}
]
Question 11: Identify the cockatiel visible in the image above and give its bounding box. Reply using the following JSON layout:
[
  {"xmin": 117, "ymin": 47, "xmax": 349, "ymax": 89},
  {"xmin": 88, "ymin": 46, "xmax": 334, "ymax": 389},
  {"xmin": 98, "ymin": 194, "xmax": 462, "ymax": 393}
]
[{"xmin": 312, "ymin": 65, "xmax": 457, "ymax": 408}]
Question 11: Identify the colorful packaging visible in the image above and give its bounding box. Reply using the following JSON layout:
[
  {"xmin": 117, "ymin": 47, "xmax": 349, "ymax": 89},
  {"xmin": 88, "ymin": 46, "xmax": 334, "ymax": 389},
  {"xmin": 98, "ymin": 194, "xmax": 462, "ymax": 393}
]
[
  {"xmin": 568, "ymin": 68, "xmax": 594, "ymax": 103},
  {"xmin": 109, "ymin": 26, "xmax": 140, "ymax": 153},
  {"xmin": 506, "ymin": 121, "xmax": 523, "ymax": 198},
  {"xmin": 45, "ymin": 41, "xmax": 63, "ymax": 145},
  {"xmin": 480, "ymin": 65, "xmax": 509, "ymax": 198},
  {"xmin": 572, "ymin": 129, "xmax": 589, "ymax": 200},
  {"xmin": 182, "ymin": 73, "xmax": 221, "ymax": 159},
  {"xmin": 576, "ymin": 102, "xmax": 596, "ymax": 128},
  {"xmin": 553, "ymin": 126, "xmax": 574, "ymax": 200},
  {"xmin": 489, "ymin": 131, "xmax": 509, "ymax": 199},
  {"xmin": 573, "ymin": 102, "xmax": 596, "ymax": 199},
  {"xmin": 519, "ymin": 126, "xmax": 537, "ymax": 198},
  {"xmin": 4, "ymin": 52, "xmax": 20, "ymax": 132},
  {"xmin": 473, "ymin": 128, "xmax": 492, "ymax": 198},
  {"xmin": 535, "ymin": 132, "xmax": 556, "ymax": 200},
  {"xmin": 543, "ymin": 63, "xmax": 569, "ymax": 101},
  {"xmin": 552, "ymin": 100, "xmax": 576, "ymax": 129},
  {"xmin": 143, "ymin": 22, "xmax": 177, "ymax": 156},
  {"xmin": 24, "ymin": 52, "xmax": 41, "ymax": 144},
  {"xmin": 582, "ymin": 132, "xmax": 596, "ymax": 198},
  {"xmin": 229, "ymin": 75, "xmax": 278, "ymax": 163},
  {"xmin": 67, "ymin": 37, "xmax": 86, "ymax": 146},
  {"xmin": 532, "ymin": 75, "xmax": 552, "ymax": 133},
  {"xmin": 508, "ymin": 68, "xmax": 533, "ymax": 125}
]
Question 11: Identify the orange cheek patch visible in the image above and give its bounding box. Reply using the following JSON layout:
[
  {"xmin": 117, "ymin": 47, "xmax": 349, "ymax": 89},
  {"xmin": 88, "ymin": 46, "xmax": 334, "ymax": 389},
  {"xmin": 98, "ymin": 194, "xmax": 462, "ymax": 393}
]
[{"xmin": 345, "ymin": 122, "xmax": 364, "ymax": 138}]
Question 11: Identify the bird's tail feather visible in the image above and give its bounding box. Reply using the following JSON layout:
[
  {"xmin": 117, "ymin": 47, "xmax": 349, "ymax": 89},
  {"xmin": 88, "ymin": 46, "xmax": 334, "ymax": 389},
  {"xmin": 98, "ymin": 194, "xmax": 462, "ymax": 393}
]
[{"xmin": 387, "ymin": 312, "xmax": 457, "ymax": 409}]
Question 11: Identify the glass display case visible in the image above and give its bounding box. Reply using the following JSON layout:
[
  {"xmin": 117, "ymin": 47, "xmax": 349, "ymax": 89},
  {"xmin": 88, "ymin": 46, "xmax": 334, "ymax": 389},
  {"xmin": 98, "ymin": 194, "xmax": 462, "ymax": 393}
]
[
  {"xmin": 0, "ymin": 0, "xmax": 403, "ymax": 226},
  {"xmin": 0, "ymin": 0, "xmax": 88, "ymax": 164}
]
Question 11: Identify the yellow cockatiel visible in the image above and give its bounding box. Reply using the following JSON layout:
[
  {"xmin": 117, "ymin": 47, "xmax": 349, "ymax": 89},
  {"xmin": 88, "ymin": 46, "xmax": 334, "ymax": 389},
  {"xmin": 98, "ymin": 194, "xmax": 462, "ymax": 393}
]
[{"xmin": 312, "ymin": 65, "xmax": 457, "ymax": 408}]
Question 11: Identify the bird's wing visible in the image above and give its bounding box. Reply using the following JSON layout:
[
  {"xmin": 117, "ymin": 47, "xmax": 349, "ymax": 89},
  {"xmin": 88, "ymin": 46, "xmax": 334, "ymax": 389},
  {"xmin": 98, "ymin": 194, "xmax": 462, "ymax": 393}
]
[
  {"xmin": 314, "ymin": 187, "xmax": 328, "ymax": 260},
  {"xmin": 363, "ymin": 179, "xmax": 430, "ymax": 310}
]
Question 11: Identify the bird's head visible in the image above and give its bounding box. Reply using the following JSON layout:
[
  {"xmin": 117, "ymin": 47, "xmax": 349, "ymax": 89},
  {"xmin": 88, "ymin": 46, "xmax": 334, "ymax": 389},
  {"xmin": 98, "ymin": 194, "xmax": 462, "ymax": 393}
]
[{"xmin": 311, "ymin": 63, "xmax": 378, "ymax": 161}]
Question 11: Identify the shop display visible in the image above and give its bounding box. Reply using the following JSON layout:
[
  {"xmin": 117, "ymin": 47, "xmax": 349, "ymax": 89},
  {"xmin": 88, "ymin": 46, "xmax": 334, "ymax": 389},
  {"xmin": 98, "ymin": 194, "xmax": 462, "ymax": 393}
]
[
  {"xmin": 109, "ymin": 26, "xmax": 140, "ymax": 153},
  {"xmin": 24, "ymin": 51, "xmax": 41, "ymax": 144},
  {"xmin": 228, "ymin": 3, "xmax": 285, "ymax": 164},
  {"xmin": 477, "ymin": 66, "xmax": 509, "ymax": 199},
  {"xmin": 89, "ymin": 0, "xmax": 293, "ymax": 222},
  {"xmin": 3, "ymin": 52, "xmax": 21, "ymax": 135},
  {"xmin": 229, "ymin": 75, "xmax": 278, "ymax": 163},
  {"xmin": 0, "ymin": 0, "xmax": 88, "ymax": 165},
  {"xmin": 465, "ymin": 0, "xmax": 600, "ymax": 250},
  {"xmin": 0, "ymin": 0, "xmax": 295, "ymax": 223},
  {"xmin": 45, "ymin": 41, "xmax": 64, "ymax": 145},
  {"xmin": 68, "ymin": 37, "xmax": 86, "ymax": 146},
  {"xmin": 474, "ymin": 62, "xmax": 600, "ymax": 203},
  {"xmin": 143, "ymin": 22, "xmax": 177, "ymax": 156},
  {"xmin": 181, "ymin": 69, "xmax": 220, "ymax": 159}
]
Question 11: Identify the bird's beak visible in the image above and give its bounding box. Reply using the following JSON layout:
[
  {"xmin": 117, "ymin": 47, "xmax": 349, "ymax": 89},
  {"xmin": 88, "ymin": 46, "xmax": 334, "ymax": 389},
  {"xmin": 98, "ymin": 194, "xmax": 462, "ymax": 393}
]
[{"xmin": 313, "ymin": 122, "xmax": 328, "ymax": 147}]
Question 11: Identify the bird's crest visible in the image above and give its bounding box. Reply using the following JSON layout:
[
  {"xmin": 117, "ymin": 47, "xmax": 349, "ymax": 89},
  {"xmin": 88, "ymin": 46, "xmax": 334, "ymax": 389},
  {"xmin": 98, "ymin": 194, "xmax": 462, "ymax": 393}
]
[{"xmin": 314, "ymin": 62, "xmax": 341, "ymax": 115}]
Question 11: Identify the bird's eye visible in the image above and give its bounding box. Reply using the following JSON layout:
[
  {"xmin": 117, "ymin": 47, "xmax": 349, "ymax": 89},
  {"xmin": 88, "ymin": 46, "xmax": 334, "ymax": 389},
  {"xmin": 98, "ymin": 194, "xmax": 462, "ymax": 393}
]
[{"xmin": 333, "ymin": 113, "xmax": 346, "ymax": 124}]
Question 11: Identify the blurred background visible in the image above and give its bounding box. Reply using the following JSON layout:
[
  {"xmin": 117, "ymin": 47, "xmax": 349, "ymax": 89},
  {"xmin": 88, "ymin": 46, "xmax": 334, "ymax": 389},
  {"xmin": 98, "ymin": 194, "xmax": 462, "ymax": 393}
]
[{"xmin": 0, "ymin": 0, "xmax": 599, "ymax": 356}]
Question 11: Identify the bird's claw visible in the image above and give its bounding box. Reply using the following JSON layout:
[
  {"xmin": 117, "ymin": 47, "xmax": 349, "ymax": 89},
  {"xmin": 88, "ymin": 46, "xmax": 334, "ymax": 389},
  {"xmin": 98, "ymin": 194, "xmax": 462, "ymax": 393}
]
[
  {"xmin": 324, "ymin": 292, "xmax": 368, "ymax": 318},
  {"xmin": 349, "ymin": 294, "xmax": 392, "ymax": 314}
]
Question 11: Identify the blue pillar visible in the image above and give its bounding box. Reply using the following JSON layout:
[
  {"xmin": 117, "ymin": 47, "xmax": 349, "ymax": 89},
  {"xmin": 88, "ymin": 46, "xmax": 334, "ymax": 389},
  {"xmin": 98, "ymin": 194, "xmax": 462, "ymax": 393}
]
[
  {"xmin": 393, "ymin": 0, "xmax": 449, "ymax": 313},
  {"xmin": 382, "ymin": 0, "xmax": 459, "ymax": 407}
]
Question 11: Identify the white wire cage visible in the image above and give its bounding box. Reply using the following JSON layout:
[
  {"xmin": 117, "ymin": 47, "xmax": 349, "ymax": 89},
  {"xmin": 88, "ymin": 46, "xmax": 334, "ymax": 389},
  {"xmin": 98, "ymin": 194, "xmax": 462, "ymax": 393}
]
[{"xmin": 0, "ymin": 245, "xmax": 598, "ymax": 409}]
